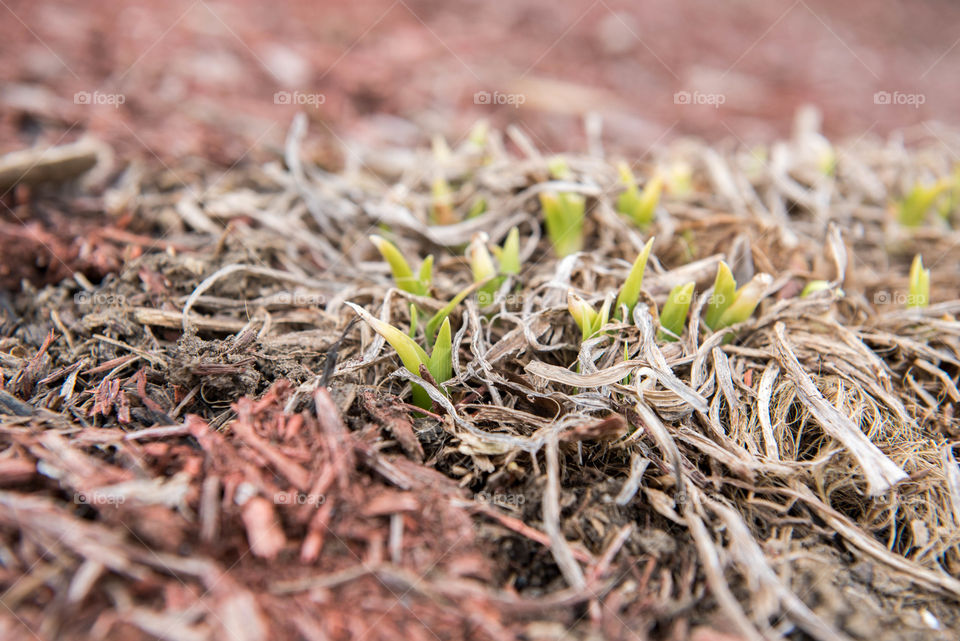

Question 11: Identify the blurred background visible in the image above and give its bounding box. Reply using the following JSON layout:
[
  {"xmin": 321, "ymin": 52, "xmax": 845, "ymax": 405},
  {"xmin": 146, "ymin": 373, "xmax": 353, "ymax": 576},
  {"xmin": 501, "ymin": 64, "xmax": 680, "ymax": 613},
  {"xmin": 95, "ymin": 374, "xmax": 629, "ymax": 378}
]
[{"xmin": 1, "ymin": 0, "xmax": 958, "ymax": 162}]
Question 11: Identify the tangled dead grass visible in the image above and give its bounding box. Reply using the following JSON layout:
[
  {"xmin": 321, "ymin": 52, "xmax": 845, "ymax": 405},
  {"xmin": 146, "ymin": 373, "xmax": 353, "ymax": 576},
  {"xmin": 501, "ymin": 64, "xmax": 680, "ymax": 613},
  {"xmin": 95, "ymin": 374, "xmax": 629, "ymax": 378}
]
[{"xmin": 1, "ymin": 109, "xmax": 959, "ymax": 640}]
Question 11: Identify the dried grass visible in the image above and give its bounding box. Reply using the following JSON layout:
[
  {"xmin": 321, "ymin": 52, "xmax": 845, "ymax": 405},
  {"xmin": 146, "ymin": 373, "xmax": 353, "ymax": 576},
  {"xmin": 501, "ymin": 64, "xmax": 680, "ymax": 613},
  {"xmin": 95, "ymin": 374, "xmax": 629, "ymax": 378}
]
[{"xmin": 1, "ymin": 111, "xmax": 959, "ymax": 639}]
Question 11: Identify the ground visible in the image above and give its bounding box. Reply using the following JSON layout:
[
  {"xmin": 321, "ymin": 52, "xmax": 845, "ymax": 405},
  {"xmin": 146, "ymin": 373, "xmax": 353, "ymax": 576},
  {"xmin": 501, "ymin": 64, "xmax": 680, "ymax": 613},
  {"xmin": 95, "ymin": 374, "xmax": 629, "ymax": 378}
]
[{"xmin": 1, "ymin": 2, "xmax": 960, "ymax": 641}]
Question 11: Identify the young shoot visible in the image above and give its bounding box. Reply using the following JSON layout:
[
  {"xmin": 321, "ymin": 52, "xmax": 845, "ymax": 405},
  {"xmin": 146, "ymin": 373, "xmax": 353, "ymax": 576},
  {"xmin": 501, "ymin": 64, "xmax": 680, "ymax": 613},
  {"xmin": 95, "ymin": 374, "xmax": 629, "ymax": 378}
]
[
  {"xmin": 347, "ymin": 303, "xmax": 453, "ymax": 410},
  {"xmin": 467, "ymin": 197, "xmax": 487, "ymax": 219},
  {"xmin": 467, "ymin": 120, "xmax": 489, "ymax": 150},
  {"xmin": 540, "ymin": 191, "xmax": 586, "ymax": 257},
  {"xmin": 568, "ymin": 291, "xmax": 612, "ymax": 342},
  {"xmin": 468, "ymin": 233, "xmax": 499, "ymax": 303},
  {"xmin": 898, "ymin": 179, "xmax": 949, "ymax": 228},
  {"xmin": 548, "ymin": 156, "xmax": 572, "ymax": 181},
  {"xmin": 704, "ymin": 261, "xmax": 736, "ymax": 330},
  {"xmin": 665, "ymin": 161, "xmax": 693, "ymax": 198},
  {"xmin": 430, "ymin": 176, "xmax": 455, "ymax": 225},
  {"xmin": 471, "ymin": 227, "xmax": 522, "ymax": 306},
  {"xmin": 800, "ymin": 280, "xmax": 831, "ymax": 297},
  {"xmin": 425, "ymin": 283, "xmax": 479, "ymax": 346},
  {"xmin": 491, "ymin": 226, "xmax": 521, "ymax": 276},
  {"xmin": 657, "ymin": 282, "xmax": 694, "ymax": 342},
  {"xmin": 714, "ymin": 274, "xmax": 773, "ymax": 329},
  {"xmin": 938, "ymin": 166, "xmax": 960, "ymax": 224},
  {"xmin": 614, "ymin": 237, "xmax": 655, "ymax": 321},
  {"xmin": 908, "ymin": 254, "xmax": 929, "ymax": 309},
  {"xmin": 369, "ymin": 235, "xmax": 433, "ymax": 297},
  {"xmin": 616, "ymin": 163, "xmax": 662, "ymax": 229}
]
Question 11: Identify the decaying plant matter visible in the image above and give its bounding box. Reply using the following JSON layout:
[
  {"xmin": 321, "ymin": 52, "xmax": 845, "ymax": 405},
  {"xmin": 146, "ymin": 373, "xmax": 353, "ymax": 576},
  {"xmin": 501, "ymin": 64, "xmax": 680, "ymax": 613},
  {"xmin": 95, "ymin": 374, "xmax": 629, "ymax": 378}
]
[{"xmin": 1, "ymin": 112, "xmax": 959, "ymax": 640}]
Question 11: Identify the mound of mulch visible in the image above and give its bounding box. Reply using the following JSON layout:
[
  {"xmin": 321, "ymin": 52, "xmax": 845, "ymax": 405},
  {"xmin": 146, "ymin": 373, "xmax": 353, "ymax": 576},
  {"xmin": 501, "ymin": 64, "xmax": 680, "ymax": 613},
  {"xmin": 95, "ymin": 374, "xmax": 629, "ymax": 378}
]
[{"xmin": 1, "ymin": 114, "xmax": 959, "ymax": 640}]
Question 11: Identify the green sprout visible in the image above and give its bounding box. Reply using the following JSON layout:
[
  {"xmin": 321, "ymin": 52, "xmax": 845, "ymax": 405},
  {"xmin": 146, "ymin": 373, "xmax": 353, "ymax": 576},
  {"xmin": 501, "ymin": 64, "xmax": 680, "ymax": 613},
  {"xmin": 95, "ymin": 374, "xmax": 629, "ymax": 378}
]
[
  {"xmin": 468, "ymin": 235, "xmax": 497, "ymax": 284},
  {"xmin": 938, "ymin": 166, "xmax": 960, "ymax": 224},
  {"xmin": 348, "ymin": 303, "xmax": 453, "ymax": 410},
  {"xmin": 568, "ymin": 291, "xmax": 612, "ymax": 342},
  {"xmin": 468, "ymin": 234, "xmax": 499, "ymax": 303},
  {"xmin": 908, "ymin": 254, "xmax": 929, "ymax": 309},
  {"xmin": 898, "ymin": 179, "xmax": 949, "ymax": 228},
  {"xmin": 424, "ymin": 283, "xmax": 477, "ymax": 346},
  {"xmin": 467, "ymin": 197, "xmax": 487, "ymax": 219},
  {"xmin": 665, "ymin": 161, "xmax": 693, "ymax": 197},
  {"xmin": 800, "ymin": 280, "xmax": 831, "ymax": 297},
  {"xmin": 467, "ymin": 120, "xmax": 489, "ymax": 149},
  {"xmin": 470, "ymin": 227, "xmax": 522, "ymax": 307},
  {"xmin": 491, "ymin": 226, "xmax": 521, "ymax": 276},
  {"xmin": 714, "ymin": 274, "xmax": 772, "ymax": 329},
  {"xmin": 817, "ymin": 145, "xmax": 837, "ymax": 177},
  {"xmin": 657, "ymin": 281, "xmax": 694, "ymax": 342},
  {"xmin": 614, "ymin": 237, "xmax": 654, "ymax": 321},
  {"xmin": 704, "ymin": 261, "xmax": 736, "ymax": 330},
  {"xmin": 408, "ymin": 303, "xmax": 418, "ymax": 337},
  {"xmin": 616, "ymin": 163, "xmax": 662, "ymax": 229},
  {"xmin": 370, "ymin": 235, "xmax": 433, "ymax": 297},
  {"xmin": 548, "ymin": 156, "xmax": 572, "ymax": 180},
  {"xmin": 540, "ymin": 191, "xmax": 586, "ymax": 257},
  {"xmin": 431, "ymin": 176, "xmax": 456, "ymax": 225}
]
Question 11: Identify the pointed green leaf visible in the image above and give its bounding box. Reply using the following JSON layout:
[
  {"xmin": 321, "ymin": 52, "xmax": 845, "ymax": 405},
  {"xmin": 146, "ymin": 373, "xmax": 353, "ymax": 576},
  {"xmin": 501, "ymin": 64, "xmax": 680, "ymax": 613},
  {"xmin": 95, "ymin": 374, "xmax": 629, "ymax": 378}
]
[
  {"xmin": 467, "ymin": 197, "xmax": 487, "ymax": 219},
  {"xmin": 666, "ymin": 161, "xmax": 693, "ymax": 197},
  {"xmin": 616, "ymin": 163, "xmax": 641, "ymax": 217},
  {"xmin": 658, "ymin": 282, "xmax": 694, "ymax": 341},
  {"xmin": 704, "ymin": 261, "xmax": 736, "ymax": 330},
  {"xmin": 468, "ymin": 235, "xmax": 497, "ymax": 285},
  {"xmin": 408, "ymin": 303, "xmax": 418, "ymax": 338},
  {"xmin": 410, "ymin": 385, "xmax": 431, "ymax": 410},
  {"xmin": 919, "ymin": 269, "xmax": 930, "ymax": 308},
  {"xmin": 617, "ymin": 162, "xmax": 637, "ymax": 191},
  {"xmin": 427, "ymin": 318, "xmax": 453, "ymax": 384},
  {"xmin": 568, "ymin": 291, "xmax": 598, "ymax": 341},
  {"xmin": 347, "ymin": 303, "xmax": 429, "ymax": 375},
  {"xmin": 619, "ymin": 169, "xmax": 662, "ymax": 229},
  {"xmin": 800, "ymin": 280, "xmax": 831, "ymax": 298},
  {"xmin": 615, "ymin": 237, "xmax": 655, "ymax": 320},
  {"xmin": 622, "ymin": 342, "xmax": 632, "ymax": 385},
  {"xmin": 370, "ymin": 235, "xmax": 422, "ymax": 295},
  {"xmin": 417, "ymin": 255, "xmax": 434, "ymax": 295},
  {"xmin": 898, "ymin": 179, "xmax": 949, "ymax": 228},
  {"xmin": 548, "ymin": 156, "xmax": 571, "ymax": 180},
  {"xmin": 499, "ymin": 227, "xmax": 521, "ymax": 275},
  {"xmin": 716, "ymin": 274, "xmax": 772, "ymax": 329},
  {"xmin": 468, "ymin": 120, "xmax": 488, "ymax": 148},
  {"xmin": 595, "ymin": 294, "xmax": 613, "ymax": 336},
  {"xmin": 541, "ymin": 191, "xmax": 585, "ymax": 257},
  {"xmin": 425, "ymin": 281, "xmax": 482, "ymax": 346},
  {"xmin": 431, "ymin": 176, "xmax": 455, "ymax": 225},
  {"xmin": 636, "ymin": 174, "xmax": 663, "ymax": 226},
  {"xmin": 908, "ymin": 254, "xmax": 929, "ymax": 309}
]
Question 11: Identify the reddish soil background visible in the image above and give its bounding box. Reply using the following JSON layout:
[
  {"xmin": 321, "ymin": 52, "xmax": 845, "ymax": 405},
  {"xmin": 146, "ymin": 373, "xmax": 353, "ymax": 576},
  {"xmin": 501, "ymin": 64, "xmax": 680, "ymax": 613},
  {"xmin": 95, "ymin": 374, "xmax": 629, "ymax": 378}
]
[{"xmin": 1, "ymin": 0, "xmax": 959, "ymax": 162}]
